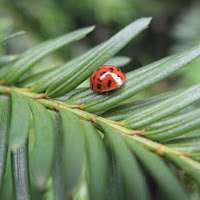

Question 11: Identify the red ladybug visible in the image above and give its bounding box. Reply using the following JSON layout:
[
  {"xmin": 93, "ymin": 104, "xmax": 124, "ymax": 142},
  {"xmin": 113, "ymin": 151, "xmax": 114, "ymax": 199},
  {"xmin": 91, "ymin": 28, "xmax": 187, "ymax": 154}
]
[{"xmin": 90, "ymin": 65, "xmax": 126, "ymax": 92}]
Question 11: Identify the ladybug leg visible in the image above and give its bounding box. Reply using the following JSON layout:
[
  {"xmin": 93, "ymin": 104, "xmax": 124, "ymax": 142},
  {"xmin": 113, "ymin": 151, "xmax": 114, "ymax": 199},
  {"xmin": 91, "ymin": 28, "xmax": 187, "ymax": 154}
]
[{"xmin": 106, "ymin": 92, "xmax": 108, "ymax": 96}]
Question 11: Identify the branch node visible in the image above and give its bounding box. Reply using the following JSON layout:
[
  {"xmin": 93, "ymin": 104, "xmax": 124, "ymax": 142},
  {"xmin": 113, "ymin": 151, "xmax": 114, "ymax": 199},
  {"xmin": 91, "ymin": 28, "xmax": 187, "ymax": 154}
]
[
  {"xmin": 54, "ymin": 104, "xmax": 60, "ymax": 110},
  {"xmin": 132, "ymin": 129, "xmax": 143, "ymax": 135},
  {"xmin": 91, "ymin": 115, "xmax": 98, "ymax": 123},
  {"xmin": 155, "ymin": 146, "xmax": 164, "ymax": 155},
  {"xmin": 73, "ymin": 104, "xmax": 82, "ymax": 108},
  {"xmin": 179, "ymin": 151, "xmax": 188, "ymax": 156},
  {"xmin": 114, "ymin": 121, "xmax": 122, "ymax": 125},
  {"xmin": 24, "ymin": 88, "xmax": 33, "ymax": 92},
  {"xmin": 6, "ymin": 88, "xmax": 11, "ymax": 94},
  {"xmin": 37, "ymin": 93, "xmax": 46, "ymax": 98}
]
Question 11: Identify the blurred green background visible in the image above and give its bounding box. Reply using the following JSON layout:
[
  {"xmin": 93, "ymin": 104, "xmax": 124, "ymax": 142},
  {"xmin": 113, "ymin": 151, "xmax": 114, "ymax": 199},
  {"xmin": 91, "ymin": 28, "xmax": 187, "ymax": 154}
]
[{"xmin": 0, "ymin": 0, "xmax": 200, "ymax": 95}]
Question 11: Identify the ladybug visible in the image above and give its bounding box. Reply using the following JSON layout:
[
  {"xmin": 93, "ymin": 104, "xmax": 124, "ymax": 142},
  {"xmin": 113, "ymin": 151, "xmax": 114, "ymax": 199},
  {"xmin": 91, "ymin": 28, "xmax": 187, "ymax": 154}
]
[{"xmin": 90, "ymin": 65, "xmax": 126, "ymax": 93}]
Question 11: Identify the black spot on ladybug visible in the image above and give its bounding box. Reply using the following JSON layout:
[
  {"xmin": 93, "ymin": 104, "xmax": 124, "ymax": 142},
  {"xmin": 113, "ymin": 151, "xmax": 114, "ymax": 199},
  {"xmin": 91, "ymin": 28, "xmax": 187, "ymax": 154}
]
[
  {"xmin": 118, "ymin": 75, "xmax": 122, "ymax": 80},
  {"xmin": 91, "ymin": 84, "xmax": 93, "ymax": 90},
  {"xmin": 101, "ymin": 71, "xmax": 106, "ymax": 75},
  {"xmin": 108, "ymin": 80, "xmax": 111, "ymax": 87},
  {"xmin": 98, "ymin": 78, "xmax": 102, "ymax": 82},
  {"xmin": 109, "ymin": 68, "xmax": 114, "ymax": 72},
  {"xmin": 93, "ymin": 75, "xmax": 96, "ymax": 80},
  {"xmin": 96, "ymin": 68, "xmax": 100, "ymax": 71},
  {"xmin": 97, "ymin": 84, "xmax": 101, "ymax": 90},
  {"xmin": 117, "ymin": 68, "xmax": 120, "ymax": 71}
]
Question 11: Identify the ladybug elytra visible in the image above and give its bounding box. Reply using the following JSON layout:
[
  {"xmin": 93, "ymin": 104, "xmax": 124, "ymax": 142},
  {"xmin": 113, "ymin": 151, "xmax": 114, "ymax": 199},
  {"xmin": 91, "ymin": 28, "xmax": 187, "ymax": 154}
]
[{"xmin": 90, "ymin": 65, "xmax": 126, "ymax": 93}]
